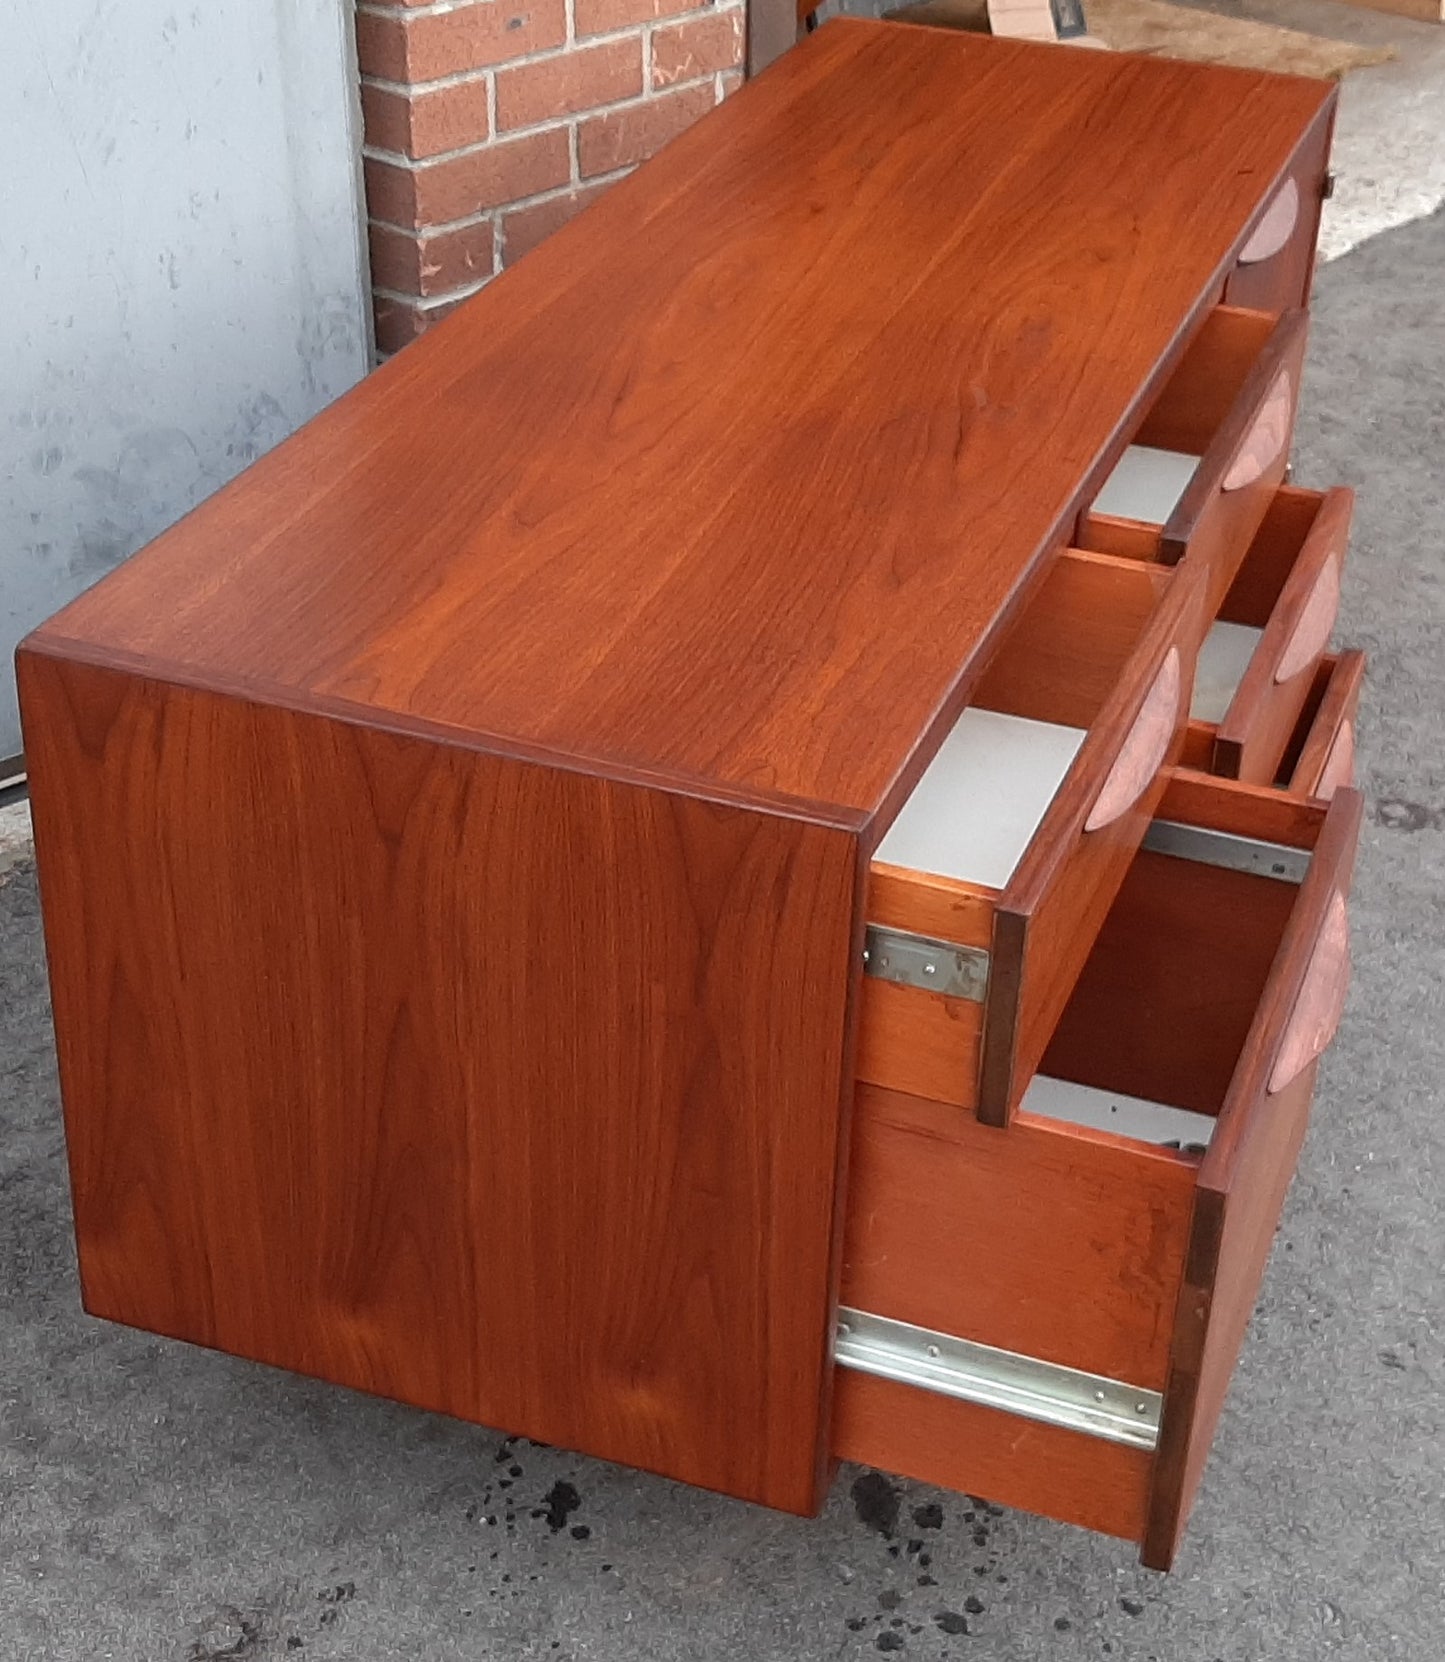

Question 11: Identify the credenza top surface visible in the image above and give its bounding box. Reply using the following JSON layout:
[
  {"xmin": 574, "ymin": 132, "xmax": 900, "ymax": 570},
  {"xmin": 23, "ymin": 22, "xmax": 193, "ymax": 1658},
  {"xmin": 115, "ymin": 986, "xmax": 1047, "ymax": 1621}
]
[{"xmin": 33, "ymin": 21, "xmax": 1332, "ymax": 820}]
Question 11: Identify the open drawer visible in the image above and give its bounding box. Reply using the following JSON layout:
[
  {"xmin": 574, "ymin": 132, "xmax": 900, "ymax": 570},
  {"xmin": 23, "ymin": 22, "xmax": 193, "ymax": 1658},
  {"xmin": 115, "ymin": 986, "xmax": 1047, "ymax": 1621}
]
[
  {"xmin": 834, "ymin": 774, "xmax": 1363, "ymax": 1569},
  {"xmin": 1278, "ymin": 649, "xmax": 1364, "ymax": 800},
  {"xmin": 1177, "ymin": 485, "xmax": 1353, "ymax": 784},
  {"xmin": 1076, "ymin": 306, "xmax": 1308, "ymax": 612},
  {"xmin": 859, "ymin": 546, "xmax": 1203, "ymax": 1126}
]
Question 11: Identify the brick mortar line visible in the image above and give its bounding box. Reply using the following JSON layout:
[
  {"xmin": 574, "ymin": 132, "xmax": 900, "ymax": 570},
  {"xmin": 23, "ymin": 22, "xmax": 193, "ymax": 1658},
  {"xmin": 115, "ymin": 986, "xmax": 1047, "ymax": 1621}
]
[
  {"xmin": 367, "ymin": 161, "xmax": 636, "ymax": 238},
  {"xmin": 358, "ymin": 0, "xmax": 501, "ymax": 21},
  {"xmin": 362, "ymin": 67, "xmax": 725, "ymax": 169},
  {"xmin": 358, "ymin": 3, "xmax": 741, "ymax": 98},
  {"xmin": 373, "ymin": 277, "xmax": 491, "ymax": 311}
]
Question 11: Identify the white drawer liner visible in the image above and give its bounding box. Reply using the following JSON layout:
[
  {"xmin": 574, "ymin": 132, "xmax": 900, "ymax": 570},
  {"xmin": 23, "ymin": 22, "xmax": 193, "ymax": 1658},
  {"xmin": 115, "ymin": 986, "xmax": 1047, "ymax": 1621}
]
[
  {"xmin": 1092, "ymin": 444, "xmax": 1199, "ymax": 525},
  {"xmin": 876, "ymin": 707, "xmax": 1085, "ymax": 891},
  {"xmin": 1191, "ymin": 619, "xmax": 1264, "ymax": 725},
  {"xmin": 1022, "ymin": 1075, "xmax": 1216, "ymax": 1150}
]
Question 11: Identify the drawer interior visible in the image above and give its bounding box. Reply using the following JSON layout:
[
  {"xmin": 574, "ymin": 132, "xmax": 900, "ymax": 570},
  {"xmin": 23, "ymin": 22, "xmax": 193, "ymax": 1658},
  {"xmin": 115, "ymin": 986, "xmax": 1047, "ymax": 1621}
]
[
  {"xmin": 1084, "ymin": 307, "xmax": 1283, "ymax": 536},
  {"xmin": 862, "ymin": 544, "xmax": 1193, "ymax": 1119},
  {"xmin": 1276, "ymin": 648, "xmax": 1364, "ymax": 799},
  {"xmin": 1174, "ymin": 486, "xmax": 1352, "ymax": 781},
  {"xmin": 1036, "ymin": 819, "xmax": 1308, "ymax": 1122},
  {"xmin": 872, "ymin": 547, "xmax": 1169, "ymax": 896},
  {"xmin": 838, "ymin": 778, "xmax": 1360, "ymax": 1560}
]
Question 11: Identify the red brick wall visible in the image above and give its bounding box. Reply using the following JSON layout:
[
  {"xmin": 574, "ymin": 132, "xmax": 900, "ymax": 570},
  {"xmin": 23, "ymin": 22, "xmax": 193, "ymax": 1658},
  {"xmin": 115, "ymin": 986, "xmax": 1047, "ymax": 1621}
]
[{"xmin": 356, "ymin": 0, "xmax": 747, "ymax": 353}]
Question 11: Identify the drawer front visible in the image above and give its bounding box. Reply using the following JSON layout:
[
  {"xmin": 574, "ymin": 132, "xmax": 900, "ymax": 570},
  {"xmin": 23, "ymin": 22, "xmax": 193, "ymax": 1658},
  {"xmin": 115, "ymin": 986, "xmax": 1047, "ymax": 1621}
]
[
  {"xmin": 1077, "ymin": 307, "xmax": 1310, "ymax": 617},
  {"xmin": 1283, "ymin": 649, "xmax": 1365, "ymax": 800},
  {"xmin": 857, "ymin": 553, "xmax": 1202, "ymax": 1123},
  {"xmin": 978, "ymin": 625, "xmax": 1192, "ymax": 1124},
  {"xmin": 832, "ymin": 1365, "xmax": 1157, "ymax": 1544},
  {"xmin": 1158, "ymin": 310, "xmax": 1309, "ymax": 608},
  {"xmin": 1143, "ymin": 787, "xmax": 1361, "ymax": 1567},
  {"xmin": 837, "ymin": 780, "xmax": 1363, "ymax": 1569},
  {"xmin": 1206, "ymin": 486, "xmax": 1353, "ymax": 784},
  {"xmin": 1222, "ymin": 120, "xmax": 1331, "ymax": 314}
]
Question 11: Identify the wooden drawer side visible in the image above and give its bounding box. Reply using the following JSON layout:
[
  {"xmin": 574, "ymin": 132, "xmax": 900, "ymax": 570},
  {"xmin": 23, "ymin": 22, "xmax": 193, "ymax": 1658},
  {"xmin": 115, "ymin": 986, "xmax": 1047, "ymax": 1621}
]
[{"xmin": 1143, "ymin": 787, "xmax": 1363, "ymax": 1568}]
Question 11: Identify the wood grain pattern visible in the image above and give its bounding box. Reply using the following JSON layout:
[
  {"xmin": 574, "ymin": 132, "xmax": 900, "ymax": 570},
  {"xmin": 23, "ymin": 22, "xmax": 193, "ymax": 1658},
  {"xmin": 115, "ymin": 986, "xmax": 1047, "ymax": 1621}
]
[
  {"xmin": 1143, "ymin": 787, "xmax": 1362, "ymax": 1568},
  {"xmin": 979, "ymin": 563, "xmax": 1205, "ymax": 1122},
  {"xmin": 1223, "ymin": 111, "xmax": 1333, "ymax": 314},
  {"xmin": 18, "ymin": 647, "xmax": 862, "ymax": 1514},
  {"xmin": 1041, "ymin": 845, "xmax": 1301, "ymax": 1116},
  {"xmin": 854, "ymin": 977, "xmax": 983, "ymax": 1106},
  {"xmin": 864, "ymin": 863, "xmax": 994, "ymax": 945},
  {"xmin": 1073, "ymin": 514, "xmax": 1166, "ymax": 564},
  {"xmin": 1210, "ymin": 486, "xmax": 1353, "ymax": 784},
  {"xmin": 1160, "ymin": 311, "xmax": 1309, "ymax": 607},
  {"xmin": 843, "ymin": 1084, "xmax": 1197, "ymax": 1388},
  {"xmin": 1139, "ymin": 306, "xmax": 1280, "ymax": 457},
  {"xmin": 27, "ymin": 23, "xmax": 1335, "ymax": 825},
  {"xmin": 1157, "ymin": 766, "xmax": 1329, "ymax": 848},
  {"xmin": 1075, "ymin": 308, "xmax": 1309, "ymax": 622},
  {"xmin": 833, "ymin": 1369, "xmax": 1154, "ymax": 1544},
  {"xmin": 972, "ymin": 549, "xmax": 1171, "ymax": 728},
  {"xmin": 1282, "ymin": 651, "xmax": 1365, "ymax": 799}
]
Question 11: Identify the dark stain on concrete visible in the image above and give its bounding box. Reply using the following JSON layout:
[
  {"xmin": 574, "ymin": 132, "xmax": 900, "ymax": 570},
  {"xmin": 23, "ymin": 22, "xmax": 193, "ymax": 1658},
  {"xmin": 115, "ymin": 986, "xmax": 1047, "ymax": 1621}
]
[
  {"xmin": 852, "ymin": 1472, "xmax": 901, "ymax": 1537},
  {"xmin": 539, "ymin": 1479, "xmax": 581, "ymax": 1533}
]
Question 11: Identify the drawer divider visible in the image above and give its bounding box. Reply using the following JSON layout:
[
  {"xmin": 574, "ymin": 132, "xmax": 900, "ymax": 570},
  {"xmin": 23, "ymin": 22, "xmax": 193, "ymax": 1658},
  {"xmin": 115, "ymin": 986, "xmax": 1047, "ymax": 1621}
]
[{"xmin": 835, "ymin": 1308, "xmax": 1163, "ymax": 1452}]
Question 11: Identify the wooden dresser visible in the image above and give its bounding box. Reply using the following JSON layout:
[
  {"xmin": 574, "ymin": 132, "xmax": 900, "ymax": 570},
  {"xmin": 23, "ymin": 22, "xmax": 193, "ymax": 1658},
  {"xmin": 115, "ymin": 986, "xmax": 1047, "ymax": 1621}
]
[{"xmin": 19, "ymin": 22, "xmax": 1363, "ymax": 1570}]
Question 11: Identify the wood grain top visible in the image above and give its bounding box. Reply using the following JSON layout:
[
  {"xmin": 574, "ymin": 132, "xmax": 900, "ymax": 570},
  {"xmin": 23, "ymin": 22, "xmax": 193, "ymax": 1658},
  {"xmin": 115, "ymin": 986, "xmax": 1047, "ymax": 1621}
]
[{"xmin": 30, "ymin": 22, "xmax": 1333, "ymax": 819}]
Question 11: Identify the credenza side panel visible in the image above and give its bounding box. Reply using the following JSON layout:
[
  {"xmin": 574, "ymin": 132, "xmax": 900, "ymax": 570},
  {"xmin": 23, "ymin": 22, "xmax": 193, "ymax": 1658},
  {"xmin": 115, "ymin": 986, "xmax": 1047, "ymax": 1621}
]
[{"xmin": 18, "ymin": 648, "xmax": 862, "ymax": 1514}]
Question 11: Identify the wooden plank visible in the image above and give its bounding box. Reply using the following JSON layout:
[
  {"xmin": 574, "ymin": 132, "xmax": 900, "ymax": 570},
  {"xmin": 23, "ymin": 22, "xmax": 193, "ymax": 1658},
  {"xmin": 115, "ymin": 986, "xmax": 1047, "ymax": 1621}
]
[
  {"xmin": 1143, "ymin": 788, "xmax": 1363, "ymax": 1567},
  {"xmin": 833, "ymin": 1369, "xmax": 1154, "ymax": 1543},
  {"xmin": 1139, "ymin": 306, "xmax": 1280, "ymax": 457},
  {"xmin": 1212, "ymin": 487, "xmax": 1352, "ymax": 785},
  {"xmin": 843, "ymin": 1084, "xmax": 1197, "ymax": 1388},
  {"xmin": 1216, "ymin": 486, "xmax": 1330, "ymax": 625},
  {"xmin": 1223, "ymin": 114, "xmax": 1334, "ymax": 313},
  {"xmin": 979, "ymin": 561, "xmax": 1205, "ymax": 1122},
  {"xmin": 1041, "ymin": 847, "xmax": 1300, "ymax": 1115},
  {"xmin": 28, "ymin": 23, "xmax": 1336, "ymax": 826},
  {"xmin": 1285, "ymin": 650, "xmax": 1365, "ymax": 799},
  {"xmin": 1157, "ymin": 767, "xmax": 1328, "ymax": 847},
  {"xmin": 857, "ymin": 546, "xmax": 1177, "ymax": 1107},
  {"xmin": 971, "ymin": 549, "xmax": 1172, "ymax": 728},
  {"xmin": 854, "ymin": 978, "xmax": 983, "ymax": 1106},
  {"xmin": 865, "ymin": 862, "xmax": 995, "ymax": 946},
  {"xmin": 18, "ymin": 648, "xmax": 862, "ymax": 1515},
  {"xmin": 1161, "ymin": 311, "xmax": 1311, "ymax": 619},
  {"xmin": 1074, "ymin": 513, "xmax": 1167, "ymax": 564}
]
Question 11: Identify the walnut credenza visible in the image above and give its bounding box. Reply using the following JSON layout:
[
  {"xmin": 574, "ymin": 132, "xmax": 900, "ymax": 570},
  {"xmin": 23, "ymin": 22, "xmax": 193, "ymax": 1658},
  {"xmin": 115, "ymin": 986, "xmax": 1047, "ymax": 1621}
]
[{"xmin": 19, "ymin": 22, "xmax": 1363, "ymax": 1570}]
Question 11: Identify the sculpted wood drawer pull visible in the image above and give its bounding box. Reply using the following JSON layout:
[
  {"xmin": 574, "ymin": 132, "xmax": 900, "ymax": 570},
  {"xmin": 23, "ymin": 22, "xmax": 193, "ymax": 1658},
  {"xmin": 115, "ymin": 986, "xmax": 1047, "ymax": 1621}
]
[
  {"xmin": 1223, "ymin": 367, "xmax": 1295, "ymax": 494},
  {"xmin": 1317, "ymin": 719, "xmax": 1356, "ymax": 799},
  {"xmin": 1238, "ymin": 177, "xmax": 1301, "ymax": 266},
  {"xmin": 1276, "ymin": 554, "xmax": 1342, "ymax": 683},
  {"xmin": 1269, "ymin": 890, "xmax": 1350, "ymax": 1094},
  {"xmin": 1084, "ymin": 647, "xmax": 1181, "ymax": 833}
]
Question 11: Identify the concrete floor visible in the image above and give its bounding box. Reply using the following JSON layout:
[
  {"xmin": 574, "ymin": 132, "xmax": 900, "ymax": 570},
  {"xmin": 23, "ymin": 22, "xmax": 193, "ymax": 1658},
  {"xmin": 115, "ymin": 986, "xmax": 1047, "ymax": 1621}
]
[
  {"xmin": 1197, "ymin": 0, "xmax": 1445, "ymax": 259},
  {"xmin": 4, "ymin": 24, "xmax": 1445, "ymax": 1662}
]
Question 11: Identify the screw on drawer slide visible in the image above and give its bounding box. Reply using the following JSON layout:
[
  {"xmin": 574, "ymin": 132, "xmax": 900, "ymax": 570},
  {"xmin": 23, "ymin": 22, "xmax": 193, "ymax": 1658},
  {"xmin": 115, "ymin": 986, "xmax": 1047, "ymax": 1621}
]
[
  {"xmin": 835, "ymin": 1308, "xmax": 1162, "ymax": 1451},
  {"xmin": 1142, "ymin": 820, "xmax": 1310, "ymax": 884},
  {"xmin": 863, "ymin": 926, "xmax": 989, "ymax": 1001}
]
